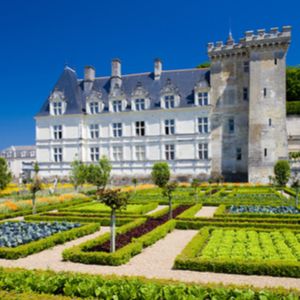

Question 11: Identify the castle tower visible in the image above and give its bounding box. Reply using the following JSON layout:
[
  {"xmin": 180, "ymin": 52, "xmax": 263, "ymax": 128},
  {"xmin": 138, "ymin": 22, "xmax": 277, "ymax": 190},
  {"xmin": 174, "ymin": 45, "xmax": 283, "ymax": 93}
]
[{"xmin": 208, "ymin": 26, "xmax": 291, "ymax": 183}]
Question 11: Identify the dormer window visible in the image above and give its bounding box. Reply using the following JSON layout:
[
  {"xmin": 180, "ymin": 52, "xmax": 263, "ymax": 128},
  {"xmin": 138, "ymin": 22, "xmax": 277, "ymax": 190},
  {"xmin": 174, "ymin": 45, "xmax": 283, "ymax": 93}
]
[
  {"xmin": 165, "ymin": 95, "xmax": 175, "ymax": 109},
  {"xmin": 112, "ymin": 100, "xmax": 122, "ymax": 112},
  {"xmin": 49, "ymin": 89, "xmax": 67, "ymax": 116},
  {"xmin": 89, "ymin": 102, "xmax": 100, "ymax": 114},
  {"xmin": 53, "ymin": 102, "xmax": 63, "ymax": 115},
  {"xmin": 86, "ymin": 91, "xmax": 103, "ymax": 115},
  {"xmin": 135, "ymin": 98, "xmax": 145, "ymax": 111},
  {"xmin": 198, "ymin": 92, "xmax": 209, "ymax": 106}
]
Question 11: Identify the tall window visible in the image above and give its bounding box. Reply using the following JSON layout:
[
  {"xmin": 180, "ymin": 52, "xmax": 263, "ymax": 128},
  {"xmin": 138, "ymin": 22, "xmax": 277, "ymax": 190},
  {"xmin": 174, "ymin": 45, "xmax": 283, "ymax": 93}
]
[
  {"xmin": 165, "ymin": 95, "xmax": 175, "ymax": 109},
  {"xmin": 165, "ymin": 144, "xmax": 175, "ymax": 160},
  {"xmin": 53, "ymin": 147, "xmax": 62, "ymax": 162},
  {"xmin": 229, "ymin": 118, "xmax": 235, "ymax": 133},
  {"xmin": 53, "ymin": 102, "xmax": 63, "ymax": 115},
  {"xmin": 90, "ymin": 147, "xmax": 99, "ymax": 162},
  {"xmin": 198, "ymin": 143, "xmax": 208, "ymax": 160},
  {"xmin": 198, "ymin": 117, "xmax": 209, "ymax": 133},
  {"xmin": 135, "ymin": 98, "xmax": 145, "ymax": 111},
  {"xmin": 236, "ymin": 147, "xmax": 242, "ymax": 161},
  {"xmin": 113, "ymin": 146, "xmax": 123, "ymax": 161},
  {"xmin": 53, "ymin": 125, "xmax": 63, "ymax": 140},
  {"xmin": 243, "ymin": 87, "xmax": 248, "ymax": 101},
  {"xmin": 198, "ymin": 92, "xmax": 209, "ymax": 106},
  {"xmin": 263, "ymin": 88, "xmax": 267, "ymax": 98},
  {"xmin": 113, "ymin": 123, "xmax": 122, "ymax": 137},
  {"xmin": 165, "ymin": 119, "xmax": 175, "ymax": 135},
  {"xmin": 269, "ymin": 118, "xmax": 272, "ymax": 126},
  {"xmin": 135, "ymin": 145, "xmax": 146, "ymax": 161},
  {"xmin": 135, "ymin": 121, "xmax": 145, "ymax": 136},
  {"xmin": 89, "ymin": 102, "xmax": 100, "ymax": 114},
  {"xmin": 89, "ymin": 124, "xmax": 99, "ymax": 139},
  {"xmin": 243, "ymin": 61, "xmax": 249, "ymax": 73},
  {"xmin": 112, "ymin": 100, "xmax": 122, "ymax": 112},
  {"xmin": 264, "ymin": 148, "xmax": 268, "ymax": 157}
]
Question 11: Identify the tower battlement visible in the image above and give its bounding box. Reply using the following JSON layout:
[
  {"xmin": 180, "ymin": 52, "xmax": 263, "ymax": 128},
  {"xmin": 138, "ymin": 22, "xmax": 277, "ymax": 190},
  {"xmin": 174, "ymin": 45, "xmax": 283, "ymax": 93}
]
[{"xmin": 208, "ymin": 26, "xmax": 291, "ymax": 57}]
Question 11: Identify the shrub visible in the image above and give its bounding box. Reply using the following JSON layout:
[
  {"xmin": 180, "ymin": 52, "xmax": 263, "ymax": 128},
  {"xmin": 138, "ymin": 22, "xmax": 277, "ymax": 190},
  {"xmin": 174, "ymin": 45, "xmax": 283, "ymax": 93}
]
[
  {"xmin": 0, "ymin": 157, "xmax": 12, "ymax": 191},
  {"xmin": 274, "ymin": 160, "xmax": 291, "ymax": 186}
]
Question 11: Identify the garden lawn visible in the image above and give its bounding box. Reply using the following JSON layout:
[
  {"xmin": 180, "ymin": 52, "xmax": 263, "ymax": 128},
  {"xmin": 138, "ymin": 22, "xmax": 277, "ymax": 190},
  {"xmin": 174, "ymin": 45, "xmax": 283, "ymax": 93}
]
[{"xmin": 174, "ymin": 226, "xmax": 300, "ymax": 277}]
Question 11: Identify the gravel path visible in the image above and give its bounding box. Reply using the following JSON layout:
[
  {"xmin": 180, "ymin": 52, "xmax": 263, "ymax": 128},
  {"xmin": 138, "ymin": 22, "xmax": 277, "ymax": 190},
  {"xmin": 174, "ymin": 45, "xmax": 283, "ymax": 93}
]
[
  {"xmin": 195, "ymin": 206, "xmax": 217, "ymax": 218},
  {"xmin": 280, "ymin": 190, "xmax": 291, "ymax": 199},
  {"xmin": 146, "ymin": 205, "xmax": 168, "ymax": 215},
  {"xmin": 0, "ymin": 228, "xmax": 299, "ymax": 290}
]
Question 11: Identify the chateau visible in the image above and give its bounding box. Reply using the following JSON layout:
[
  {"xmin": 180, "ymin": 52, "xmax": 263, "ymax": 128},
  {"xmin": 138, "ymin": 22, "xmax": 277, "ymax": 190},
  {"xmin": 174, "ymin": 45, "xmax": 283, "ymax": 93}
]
[{"xmin": 35, "ymin": 26, "xmax": 291, "ymax": 183}]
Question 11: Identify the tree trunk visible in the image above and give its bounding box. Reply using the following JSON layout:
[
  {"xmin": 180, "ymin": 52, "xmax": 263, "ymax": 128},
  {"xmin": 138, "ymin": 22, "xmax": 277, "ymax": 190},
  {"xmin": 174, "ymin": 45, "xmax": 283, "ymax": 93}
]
[
  {"xmin": 32, "ymin": 193, "xmax": 36, "ymax": 215},
  {"xmin": 110, "ymin": 209, "xmax": 116, "ymax": 253},
  {"xmin": 169, "ymin": 196, "xmax": 172, "ymax": 219},
  {"xmin": 296, "ymin": 187, "xmax": 299, "ymax": 207}
]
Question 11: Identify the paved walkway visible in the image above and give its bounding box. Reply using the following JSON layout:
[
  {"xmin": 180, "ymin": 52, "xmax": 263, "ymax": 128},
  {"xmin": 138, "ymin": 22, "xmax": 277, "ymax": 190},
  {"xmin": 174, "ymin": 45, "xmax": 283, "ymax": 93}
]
[
  {"xmin": 0, "ymin": 228, "xmax": 299, "ymax": 290},
  {"xmin": 195, "ymin": 206, "xmax": 218, "ymax": 218},
  {"xmin": 146, "ymin": 205, "xmax": 167, "ymax": 215},
  {"xmin": 280, "ymin": 190, "xmax": 291, "ymax": 199}
]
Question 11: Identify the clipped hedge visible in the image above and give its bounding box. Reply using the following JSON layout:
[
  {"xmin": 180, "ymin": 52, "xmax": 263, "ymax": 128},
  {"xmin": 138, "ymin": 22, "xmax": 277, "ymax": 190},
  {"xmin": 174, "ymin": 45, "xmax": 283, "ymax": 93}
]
[
  {"xmin": 287, "ymin": 101, "xmax": 300, "ymax": 115},
  {"xmin": 63, "ymin": 218, "xmax": 176, "ymax": 265},
  {"xmin": 0, "ymin": 222, "xmax": 99, "ymax": 259},
  {"xmin": 176, "ymin": 203, "xmax": 202, "ymax": 219},
  {"xmin": 0, "ymin": 290, "xmax": 78, "ymax": 300},
  {"xmin": 0, "ymin": 268, "xmax": 299, "ymax": 299},
  {"xmin": 174, "ymin": 226, "xmax": 300, "ymax": 278}
]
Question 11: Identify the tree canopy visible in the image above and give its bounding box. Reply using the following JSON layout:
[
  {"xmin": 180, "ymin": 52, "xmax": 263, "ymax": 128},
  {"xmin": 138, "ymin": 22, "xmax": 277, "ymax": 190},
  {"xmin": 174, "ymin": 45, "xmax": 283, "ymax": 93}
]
[
  {"xmin": 0, "ymin": 157, "xmax": 12, "ymax": 190},
  {"xmin": 151, "ymin": 162, "xmax": 170, "ymax": 188}
]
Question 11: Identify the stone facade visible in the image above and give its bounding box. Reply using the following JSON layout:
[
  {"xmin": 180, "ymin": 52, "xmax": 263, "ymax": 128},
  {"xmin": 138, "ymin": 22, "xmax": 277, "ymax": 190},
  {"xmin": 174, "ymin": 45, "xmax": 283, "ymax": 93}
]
[{"xmin": 35, "ymin": 26, "xmax": 291, "ymax": 183}]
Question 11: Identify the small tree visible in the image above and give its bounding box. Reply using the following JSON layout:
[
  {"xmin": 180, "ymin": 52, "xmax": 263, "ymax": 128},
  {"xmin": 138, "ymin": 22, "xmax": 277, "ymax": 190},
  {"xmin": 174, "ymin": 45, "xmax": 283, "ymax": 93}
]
[
  {"xmin": 0, "ymin": 157, "xmax": 12, "ymax": 191},
  {"xmin": 162, "ymin": 182, "xmax": 178, "ymax": 219},
  {"xmin": 70, "ymin": 160, "xmax": 87, "ymax": 192},
  {"xmin": 86, "ymin": 156, "xmax": 112, "ymax": 197},
  {"xmin": 190, "ymin": 178, "xmax": 201, "ymax": 202},
  {"xmin": 132, "ymin": 178, "xmax": 138, "ymax": 194},
  {"xmin": 274, "ymin": 160, "xmax": 291, "ymax": 187},
  {"xmin": 100, "ymin": 189, "xmax": 130, "ymax": 252},
  {"xmin": 29, "ymin": 162, "xmax": 43, "ymax": 214},
  {"xmin": 151, "ymin": 162, "xmax": 170, "ymax": 188}
]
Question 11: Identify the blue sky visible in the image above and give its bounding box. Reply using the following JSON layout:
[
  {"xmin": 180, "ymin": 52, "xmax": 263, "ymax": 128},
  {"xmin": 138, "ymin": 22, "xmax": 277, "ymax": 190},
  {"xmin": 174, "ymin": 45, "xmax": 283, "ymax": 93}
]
[{"xmin": 0, "ymin": 0, "xmax": 299, "ymax": 149}]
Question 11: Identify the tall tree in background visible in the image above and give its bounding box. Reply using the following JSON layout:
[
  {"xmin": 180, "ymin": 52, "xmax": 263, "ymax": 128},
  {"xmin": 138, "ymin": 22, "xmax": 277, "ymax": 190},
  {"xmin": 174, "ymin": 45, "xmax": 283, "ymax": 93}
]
[
  {"xmin": 29, "ymin": 162, "xmax": 43, "ymax": 214},
  {"xmin": 274, "ymin": 160, "xmax": 291, "ymax": 187},
  {"xmin": 70, "ymin": 159, "xmax": 87, "ymax": 192},
  {"xmin": 0, "ymin": 157, "xmax": 12, "ymax": 191}
]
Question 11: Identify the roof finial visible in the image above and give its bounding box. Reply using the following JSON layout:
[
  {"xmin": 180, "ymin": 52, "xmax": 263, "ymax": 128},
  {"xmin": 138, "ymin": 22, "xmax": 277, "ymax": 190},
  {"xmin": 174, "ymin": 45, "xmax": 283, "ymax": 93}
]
[{"xmin": 226, "ymin": 18, "xmax": 234, "ymax": 45}]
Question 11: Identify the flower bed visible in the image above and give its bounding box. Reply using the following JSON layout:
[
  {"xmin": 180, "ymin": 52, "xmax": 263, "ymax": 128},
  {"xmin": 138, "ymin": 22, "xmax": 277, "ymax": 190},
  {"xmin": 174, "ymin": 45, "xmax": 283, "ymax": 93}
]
[
  {"xmin": 174, "ymin": 226, "xmax": 300, "ymax": 277},
  {"xmin": 229, "ymin": 205, "xmax": 300, "ymax": 215},
  {"xmin": 0, "ymin": 221, "xmax": 80, "ymax": 248},
  {"xmin": 63, "ymin": 205, "xmax": 190, "ymax": 265}
]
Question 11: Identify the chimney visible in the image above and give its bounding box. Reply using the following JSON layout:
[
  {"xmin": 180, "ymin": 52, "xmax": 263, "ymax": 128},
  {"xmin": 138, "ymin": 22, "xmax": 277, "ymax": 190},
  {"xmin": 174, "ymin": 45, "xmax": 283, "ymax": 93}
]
[
  {"xmin": 84, "ymin": 66, "xmax": 95, "ymax": 91},
  {"xmin": 154, "ymin": 58, "xmax": 162, "ymax": 80},
  {"xmin": 111, "ymin": 58, "xmax": 122, "ymax": 89}
]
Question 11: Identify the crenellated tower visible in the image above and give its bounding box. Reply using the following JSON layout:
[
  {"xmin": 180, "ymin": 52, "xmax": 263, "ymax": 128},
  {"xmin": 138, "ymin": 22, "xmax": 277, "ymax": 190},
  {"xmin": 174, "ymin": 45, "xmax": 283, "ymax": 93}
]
[{"xmin": 208, "ymin": 26, "xmax": 291, "ymax": 183}]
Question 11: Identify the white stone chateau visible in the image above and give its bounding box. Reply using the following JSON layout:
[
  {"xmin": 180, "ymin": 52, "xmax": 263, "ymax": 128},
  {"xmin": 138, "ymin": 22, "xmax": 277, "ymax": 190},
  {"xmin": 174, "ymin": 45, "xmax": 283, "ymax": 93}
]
[{"xmin": 35, "ymin": 26, "xmax": 291, "ymax": 183}]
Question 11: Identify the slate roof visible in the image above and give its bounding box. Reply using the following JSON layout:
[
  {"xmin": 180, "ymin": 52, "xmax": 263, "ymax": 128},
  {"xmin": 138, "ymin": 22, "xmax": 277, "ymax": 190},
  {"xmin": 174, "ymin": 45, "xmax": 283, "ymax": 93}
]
[
  {"xmin": 0, "ymin": 145, "xmax": 36, "ymax": 159},
  {"xmin": 36, "ymin": 66, "xmax": 210, "ymax": 116}
]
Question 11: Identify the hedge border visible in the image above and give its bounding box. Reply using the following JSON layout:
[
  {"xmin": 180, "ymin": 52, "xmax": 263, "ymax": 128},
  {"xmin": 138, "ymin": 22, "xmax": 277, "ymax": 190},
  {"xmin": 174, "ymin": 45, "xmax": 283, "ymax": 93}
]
[
  {"xmin": 0, "ymin": 222, "xmax": 99, "ymax": 259},
  {"xmin": 174, "ymin": 226, "xmax": 300, "ymax": 278}
]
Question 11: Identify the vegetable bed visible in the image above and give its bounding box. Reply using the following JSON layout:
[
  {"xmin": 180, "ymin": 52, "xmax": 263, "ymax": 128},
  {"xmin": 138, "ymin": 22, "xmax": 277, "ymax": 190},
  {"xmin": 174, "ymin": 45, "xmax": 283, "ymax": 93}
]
[
  {"xmin": 174, "ymin": 226, "xmax": 300, "ymax": 277},
  {"xmin": 228, "ymin": 205, "xmax": 300, "ymax": 215}
]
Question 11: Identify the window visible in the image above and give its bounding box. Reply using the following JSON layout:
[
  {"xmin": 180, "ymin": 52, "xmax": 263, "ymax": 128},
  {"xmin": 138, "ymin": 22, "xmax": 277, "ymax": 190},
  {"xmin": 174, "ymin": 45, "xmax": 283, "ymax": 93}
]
[
  {"xmin": 263, "ymin": 88, "xmax": 267, "ymax": 97},
  {"xmin": 243, "ymin": 61, "xmax": 249, "ymax": 73},
  {"xmin": 274, "ymin": 58, "xmax": 278, "ymax": 65},
  {"xmin": 53, "ymin": 125, "xmax": 63, "ymax": 140},
  {"xmin": 89, "ymin": 124, "xmax": 99, "ymax": 139},
  {"xmin": 30, "ymin": 151, "xmax": 35, "ymax": 157},
  {"xmin": 198, "ymin": 143, "xmax": 208, "ymax": 160},
  {"xmin": 53, "ymin": 147, "xmax": 62, "ymax": 162},
  {"xmin": 90, "ymin": 147, "xmax": 99, "ymax": 162},
  {"xmin": 165, "ymin": 95, "xmax": 175, "ymax": 109},
  {"xmin": 135, "ymin": 98, "xmax": 145, "ymax": 111},
  {"xmin": 165, "ymin": 119, "xmax": 175, "ymax": 135},
  {"xmin": 21, "ymin": 151, "xmax": 26, "ymax": 158},
  {"xmin": 198, "ymin": 92, "xmax": 209, "ymax": 106},
  {"xmin": 113, "ymin": 146, "xmax": 123, "ymax": 161},
  {"xmin": 269, "ymin": 118, "xmax": 272, "ymax": 126},
  {"xmin": 89, "ymin": 102, "xmax": 100, "ymax": 114},
  {"xmin": 135, "ymin": 145, "xmax": 146, "ymax": 161},
  {"xmin": 264, "ymin": 148, "xmax": 268, "ymax": 157},
  {"xmin": 229, "ymin": 118, "xmax": 235, "ymax": 133},
  {"xmin": 112, "ymin": 100, "xmax": 122, "ymax": 112},
  {"xmin": 53, "ymin": 102, "xmax": 63, "ymax": 115},
  {"xmin": 135, "ymin": 121, "xmax": 145, "ymax": 136},
  {"xmin": 165, "ymin": 144, "xmax": 175, "ymax": 160},
  {"xmin": 113, "ymin": 123, "xmax": 122, "ymax": 137},
  {"xmin": 198, "ymin": 117, "xmax": 209, "ymax": 133},
  {"xmin": 236, "ymin": 147, "xmax": 242, "ymax": 161},
  {"xmin": 243, "ymin": 87, "xmax": 248, "ymax": 101}
]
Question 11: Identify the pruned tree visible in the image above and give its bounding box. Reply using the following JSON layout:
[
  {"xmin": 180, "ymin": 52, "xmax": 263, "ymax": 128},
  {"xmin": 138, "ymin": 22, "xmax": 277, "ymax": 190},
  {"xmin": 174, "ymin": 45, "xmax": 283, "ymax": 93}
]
[
  {"xmin": 0, "ymin": 157, "xmax": 12, "ymax": 191},
  {"xmin": 29, "ymin": 162, "xmax": 43, "ymax": 214},
  {"xmin": 132, "ymin": 177, "xmax": 138, "ymax": 194},
  {"xmin": 274, "ymin": 160, "xmax": 291, "ymax": 187},
  {"xmin": 190, "ymin": 178, "xmax": 201, "ymax": 202},
  {"xmin": 100, "ymin": 189, "xmax": 130, "ymax": 252},
  {"xmin": 86, "ymin": 156, "xmax": 112, "ymax": 198},
  {"xmin": 70, "ymin": 159, "xmax": 87, "ymax": 192},
  {"xmin": 162, "ymin": 182, "xmax": 178, "ymax": 219},
  {"xmin": 151, "ymin": 162, "xmax": 170, "ymax": 188}
]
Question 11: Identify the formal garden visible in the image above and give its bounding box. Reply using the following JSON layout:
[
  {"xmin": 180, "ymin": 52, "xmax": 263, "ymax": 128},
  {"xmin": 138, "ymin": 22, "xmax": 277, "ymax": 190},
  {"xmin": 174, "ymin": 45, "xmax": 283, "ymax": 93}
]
[{"xmin": 0, "ymin": 157, "xmax": 299, "ymax": 299}]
